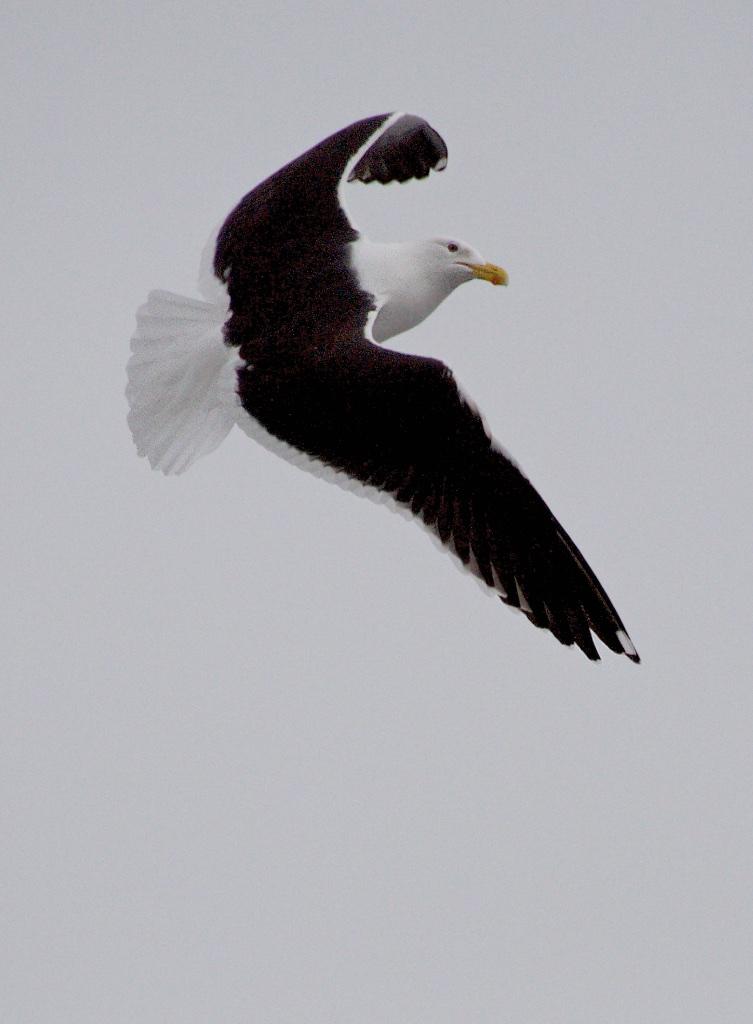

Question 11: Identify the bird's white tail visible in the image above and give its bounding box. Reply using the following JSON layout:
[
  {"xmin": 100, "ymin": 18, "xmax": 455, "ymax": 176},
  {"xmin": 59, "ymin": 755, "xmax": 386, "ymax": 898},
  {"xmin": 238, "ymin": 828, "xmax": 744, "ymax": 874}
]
[{"xmin": 126, "ymin": 289, "xmax": 242, "ymax": 474}]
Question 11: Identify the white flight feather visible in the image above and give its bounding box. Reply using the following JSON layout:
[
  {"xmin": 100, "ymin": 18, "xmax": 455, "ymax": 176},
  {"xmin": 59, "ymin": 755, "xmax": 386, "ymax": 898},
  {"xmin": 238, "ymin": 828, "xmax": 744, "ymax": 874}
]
[
  {"xmin": 126, "ymin": 288, "xmax": 243, "ymax": 475},
  {"xmin": 336, "ymin": 112, "xmax": 404, "ymax": 233}
]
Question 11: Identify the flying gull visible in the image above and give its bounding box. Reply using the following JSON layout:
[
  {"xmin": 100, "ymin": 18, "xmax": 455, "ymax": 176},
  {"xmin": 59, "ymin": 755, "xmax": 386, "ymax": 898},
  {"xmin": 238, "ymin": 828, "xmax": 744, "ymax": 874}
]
[{"xmin": 127, "ymin": 113, "xmax": 639, "ymax": 662}]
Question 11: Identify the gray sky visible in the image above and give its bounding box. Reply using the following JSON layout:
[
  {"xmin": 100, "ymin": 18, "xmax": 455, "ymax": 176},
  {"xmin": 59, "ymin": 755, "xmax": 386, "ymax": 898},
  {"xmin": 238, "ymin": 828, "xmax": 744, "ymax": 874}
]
[{"xmin": 4, "ymin": 1, "xmax": 752, "ymax": 1021}]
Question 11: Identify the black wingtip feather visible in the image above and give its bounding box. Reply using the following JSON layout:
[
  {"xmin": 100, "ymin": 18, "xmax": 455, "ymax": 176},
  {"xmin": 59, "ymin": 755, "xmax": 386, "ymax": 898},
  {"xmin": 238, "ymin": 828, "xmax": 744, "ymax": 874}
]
[{"xmin": 349, "ymin": 115, "xmax": 448, "ymax": 187}]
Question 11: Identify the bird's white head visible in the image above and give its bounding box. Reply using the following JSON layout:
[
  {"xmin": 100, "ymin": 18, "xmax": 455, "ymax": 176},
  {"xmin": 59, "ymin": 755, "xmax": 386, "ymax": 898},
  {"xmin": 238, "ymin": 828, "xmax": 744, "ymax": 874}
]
[
  {"xmin": 424, "ymin": 237, "xmax": 509, "ymax": 288},
  {"xmin": 351, "ymin": 235, "xmax": 507, "ymax": 343}
]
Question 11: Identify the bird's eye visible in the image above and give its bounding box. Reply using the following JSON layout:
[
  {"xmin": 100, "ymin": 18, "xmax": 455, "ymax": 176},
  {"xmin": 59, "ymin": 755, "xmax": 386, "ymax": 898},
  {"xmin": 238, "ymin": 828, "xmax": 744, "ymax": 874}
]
[{"xmin": 447, "ymin": 242, "xmax": 459, "ymax": 253}]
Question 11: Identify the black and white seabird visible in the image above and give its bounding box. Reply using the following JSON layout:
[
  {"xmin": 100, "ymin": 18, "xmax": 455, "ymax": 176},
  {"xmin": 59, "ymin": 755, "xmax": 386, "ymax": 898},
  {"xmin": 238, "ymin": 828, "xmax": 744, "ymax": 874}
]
[{"xmin": 127, "ymin": 113, "xmax": 639, "ymax": 663}]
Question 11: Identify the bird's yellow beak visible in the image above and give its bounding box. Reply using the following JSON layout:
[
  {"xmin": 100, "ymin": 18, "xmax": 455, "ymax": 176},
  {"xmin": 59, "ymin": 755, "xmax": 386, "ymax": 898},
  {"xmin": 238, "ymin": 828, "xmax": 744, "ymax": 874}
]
[{"xmin": 464, "ymin": 262, "xmax": 509, "ymax": 286}]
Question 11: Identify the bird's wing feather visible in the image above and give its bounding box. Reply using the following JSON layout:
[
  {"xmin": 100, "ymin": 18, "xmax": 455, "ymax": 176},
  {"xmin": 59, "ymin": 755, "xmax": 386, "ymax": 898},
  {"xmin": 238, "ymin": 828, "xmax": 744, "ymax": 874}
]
[
  {"xmin": 237, "ymin": 334, "xmax": 639, "ymax": 662},
  {"xmin": 347, "ymin": 114, "xmax": 448, "ymax": 184},
  {"xmin": 213, "ymin": 114, "xmax": 448, "ymax": 347}
]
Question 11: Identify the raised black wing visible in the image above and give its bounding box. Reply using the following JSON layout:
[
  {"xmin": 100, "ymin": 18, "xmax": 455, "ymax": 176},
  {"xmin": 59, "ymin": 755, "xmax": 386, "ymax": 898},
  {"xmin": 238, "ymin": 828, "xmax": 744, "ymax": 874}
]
[
  {"xmin": 213, "ymin": 114, "xmax": 448, "ymax": 348},
  {"xmin": 237, "ymin": 335, "xmax": 639, "ymax": 663},
  {"xmin": 348, "ymin": 115, "xmax": 448, "ymax": 184}
]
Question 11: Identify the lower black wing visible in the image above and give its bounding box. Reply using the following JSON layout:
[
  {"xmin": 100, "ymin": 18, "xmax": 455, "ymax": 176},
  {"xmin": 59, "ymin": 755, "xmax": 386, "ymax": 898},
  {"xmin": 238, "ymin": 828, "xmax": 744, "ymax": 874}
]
[{"xmin": 237, "ymin": 337, "xmax": 639, "ymax": 663}]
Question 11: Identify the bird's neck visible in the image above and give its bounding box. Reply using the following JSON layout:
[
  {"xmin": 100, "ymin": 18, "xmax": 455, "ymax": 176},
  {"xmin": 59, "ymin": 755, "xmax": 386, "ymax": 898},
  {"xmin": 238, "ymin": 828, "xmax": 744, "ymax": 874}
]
[{"xmin": 349, "ymin": 239, "xmax": 458, "ymax": 342}]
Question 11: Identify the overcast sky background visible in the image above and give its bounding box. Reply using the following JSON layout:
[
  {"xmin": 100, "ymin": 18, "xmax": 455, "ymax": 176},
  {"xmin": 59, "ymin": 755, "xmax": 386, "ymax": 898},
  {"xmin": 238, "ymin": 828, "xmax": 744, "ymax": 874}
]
[{"xmin": 4, "ymin": 2, "xmax": 752, "ymax": 1021}]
